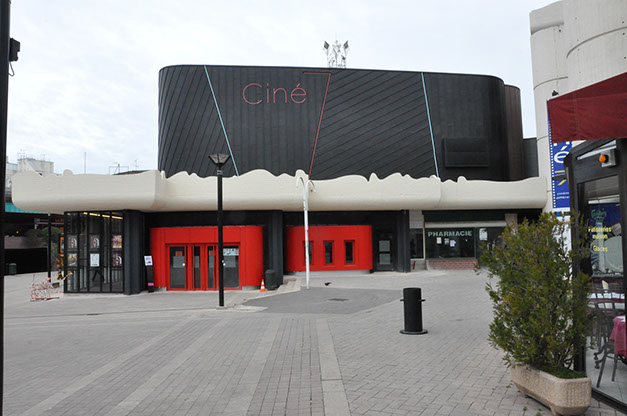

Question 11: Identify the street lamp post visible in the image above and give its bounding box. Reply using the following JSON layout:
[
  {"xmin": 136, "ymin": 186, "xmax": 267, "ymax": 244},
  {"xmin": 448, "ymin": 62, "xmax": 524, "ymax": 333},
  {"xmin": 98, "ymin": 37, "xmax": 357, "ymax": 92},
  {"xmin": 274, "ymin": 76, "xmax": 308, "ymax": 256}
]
[
  {"xmin": 297, "ymin": 177, "xmax": 315, "ymax": 289},
  {"xmin": 47, "ymin": 213, "xmax": 52, "ymax": 279},
  {"xmin": 209, "ymin": 154, "xmax": 231, "ymax": 307}
]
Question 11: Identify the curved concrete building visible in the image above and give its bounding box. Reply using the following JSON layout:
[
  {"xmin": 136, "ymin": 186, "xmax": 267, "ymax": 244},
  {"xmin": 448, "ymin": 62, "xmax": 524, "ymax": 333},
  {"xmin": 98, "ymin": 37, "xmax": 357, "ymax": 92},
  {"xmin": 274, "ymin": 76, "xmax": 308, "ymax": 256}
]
[
  {"xmin": 531, "ymin": 1, "xmax": 627, "ymax": 410},
  {"xmin": 530, "ymin": 0, "xmax": 627, "ymax": 211}
]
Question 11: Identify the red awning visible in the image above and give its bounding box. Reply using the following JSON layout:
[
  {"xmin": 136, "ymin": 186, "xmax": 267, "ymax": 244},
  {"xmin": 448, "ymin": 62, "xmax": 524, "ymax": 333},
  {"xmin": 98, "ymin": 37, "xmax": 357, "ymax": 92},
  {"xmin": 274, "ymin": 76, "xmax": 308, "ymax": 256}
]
[{"xmin": 548, "ymin": 72, "xmax": 627, "ymax": 143}]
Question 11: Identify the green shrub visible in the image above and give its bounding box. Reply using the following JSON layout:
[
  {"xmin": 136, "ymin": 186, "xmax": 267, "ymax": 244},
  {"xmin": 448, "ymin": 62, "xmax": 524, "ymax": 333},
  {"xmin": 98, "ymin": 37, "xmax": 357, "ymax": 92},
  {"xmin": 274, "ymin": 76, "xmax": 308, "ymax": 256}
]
[{"xmin": 478, "ymin": 212, "xmax": 592, "ymax": 376}]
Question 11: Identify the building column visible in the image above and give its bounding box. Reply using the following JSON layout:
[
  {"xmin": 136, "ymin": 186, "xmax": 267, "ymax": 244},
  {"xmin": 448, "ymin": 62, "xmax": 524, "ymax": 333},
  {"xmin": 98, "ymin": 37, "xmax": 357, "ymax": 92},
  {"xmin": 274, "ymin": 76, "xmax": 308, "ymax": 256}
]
[
  {"xmin": 395, "ymin": 210, "xmax": 410, "ymax": 273},
  {"xmin": 530, "ymin": 2, "xmax": 567, "ymax": 212},
  {"xmin": 123, "ymin": 210, "xmax": 144, "ymax": 295},
  {"xmin": 265, "ymin": 210, "xmax": 283, "ymax": 290}
]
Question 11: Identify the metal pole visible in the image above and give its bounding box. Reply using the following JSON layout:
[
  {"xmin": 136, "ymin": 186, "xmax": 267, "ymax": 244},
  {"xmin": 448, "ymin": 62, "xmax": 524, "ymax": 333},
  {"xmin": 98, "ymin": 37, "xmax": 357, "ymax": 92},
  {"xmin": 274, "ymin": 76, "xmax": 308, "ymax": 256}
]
[
  {"xmin": 0, "ymin": 0, "xmax": 11, "ymax": 410},
  {"xmin": 304, "ymin": 181, "xmax": 310, "ymax": 290},
  {"xmin": 297, "ymin": 177, "xmax": 312, "ymax": 289},
  {"xmin": 47, "ymin": 213, "xmax": 51, "ymax": 278},
  {"xmin": 217, "ymin": 168, "xmax": 224, "ymax": 307}
]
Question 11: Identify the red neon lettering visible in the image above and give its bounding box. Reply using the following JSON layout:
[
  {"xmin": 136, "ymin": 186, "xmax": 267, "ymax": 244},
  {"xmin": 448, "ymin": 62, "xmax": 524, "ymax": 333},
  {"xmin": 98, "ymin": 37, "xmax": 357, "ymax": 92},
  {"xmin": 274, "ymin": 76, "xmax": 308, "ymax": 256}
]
[
  {"xmin": 291, "ymin": 83, "xmax": 306, "ymax": 104},
  {"xmin": 242, "ymin": 83, "xmax": 262, "ymax": 105},
  {"xmin": 273, "ymin": 88, "xmax": 287, "ymax": 103},
  {"xmin": 243, "ymin": 82, "xmax": 307, "ymax": 104}
]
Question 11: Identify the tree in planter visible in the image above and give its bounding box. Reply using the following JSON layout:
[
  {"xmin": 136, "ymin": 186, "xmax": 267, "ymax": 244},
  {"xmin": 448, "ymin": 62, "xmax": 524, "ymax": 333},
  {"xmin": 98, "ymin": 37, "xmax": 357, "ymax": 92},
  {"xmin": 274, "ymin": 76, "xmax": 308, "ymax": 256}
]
[{"xmin": 479, "ymin": 212, "xmax": 592, "ymax": 376}]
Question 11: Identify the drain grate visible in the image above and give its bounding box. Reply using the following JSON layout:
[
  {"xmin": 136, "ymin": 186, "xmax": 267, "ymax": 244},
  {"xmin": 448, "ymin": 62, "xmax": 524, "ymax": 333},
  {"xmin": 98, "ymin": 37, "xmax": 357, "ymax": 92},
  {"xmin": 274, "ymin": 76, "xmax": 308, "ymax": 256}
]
[{"xmin": 328, "ymin": 298, "xmax": 348, "ymax": 302}]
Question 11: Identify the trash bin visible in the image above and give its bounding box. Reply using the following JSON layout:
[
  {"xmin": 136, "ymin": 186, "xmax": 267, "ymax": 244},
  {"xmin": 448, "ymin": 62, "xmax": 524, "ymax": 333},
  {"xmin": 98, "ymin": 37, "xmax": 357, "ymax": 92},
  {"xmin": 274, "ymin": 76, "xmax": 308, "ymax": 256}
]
[
  {"xmin": 264, "ymin": 269, "xmax": 275, "ymax": 289},
  {"xmin": 400, "ymin": 287, "xmax": 428, "ymax": 335},
  {"xmin": 7, "ymin": 263, "xmax": 17, "ymax": 275}
]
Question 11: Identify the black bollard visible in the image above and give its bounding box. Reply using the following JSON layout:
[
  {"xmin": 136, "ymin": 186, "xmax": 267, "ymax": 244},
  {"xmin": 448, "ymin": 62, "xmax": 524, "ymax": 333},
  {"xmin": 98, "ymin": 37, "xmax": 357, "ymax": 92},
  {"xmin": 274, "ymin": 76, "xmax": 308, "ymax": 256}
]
[{"xmin": 400, "ymin": 287, "xmax": 428, "ymax": 335}]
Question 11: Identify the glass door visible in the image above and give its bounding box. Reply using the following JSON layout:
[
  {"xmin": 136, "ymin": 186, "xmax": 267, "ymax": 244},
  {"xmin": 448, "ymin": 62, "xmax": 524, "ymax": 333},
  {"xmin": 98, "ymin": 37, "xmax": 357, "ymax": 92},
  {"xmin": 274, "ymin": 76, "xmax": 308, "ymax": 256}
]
[
  {"xmin": 169, "ymin": 246, "xmax": 186, "ymax": 289},
  {"xmin": 191, "ymin": 246, "xmax": 201, "ymax": 290},
  {"xmin": 223, "ymin": 246, "xmax": 240, "ymax": 289},
  {"xmin": 207, "ymin": 245, "xmax": 215, "ymax": 289},
  {"xmin": 169, "ymin": 244, "xmax": 239, "ymax": 290},
  {"xmin": 374, "ymin": 231, "xmax": 394, "ymax": 271},
  {"xmin": 206, "ymin": 245, "xmax": 240, "ymax": 289},
  {"xmin": 581, "ymin": 175, "xmax": 625, "ymax": 402}
]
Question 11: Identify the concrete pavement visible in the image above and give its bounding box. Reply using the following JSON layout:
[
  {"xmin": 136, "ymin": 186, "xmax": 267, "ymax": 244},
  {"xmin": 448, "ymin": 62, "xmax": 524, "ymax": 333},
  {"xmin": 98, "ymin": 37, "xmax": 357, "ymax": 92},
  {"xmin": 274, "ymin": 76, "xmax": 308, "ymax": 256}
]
[{"xmin": 3, "ymin": 270, "xmax": 625, "ymax": 415}]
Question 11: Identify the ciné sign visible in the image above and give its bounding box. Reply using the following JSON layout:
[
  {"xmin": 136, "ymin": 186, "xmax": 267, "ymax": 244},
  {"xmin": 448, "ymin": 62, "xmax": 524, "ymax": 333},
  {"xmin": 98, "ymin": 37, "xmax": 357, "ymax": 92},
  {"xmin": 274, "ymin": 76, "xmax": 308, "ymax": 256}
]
[{"xmin": 242, "ymin": 82, "xmax": 306, "ymax": 105}]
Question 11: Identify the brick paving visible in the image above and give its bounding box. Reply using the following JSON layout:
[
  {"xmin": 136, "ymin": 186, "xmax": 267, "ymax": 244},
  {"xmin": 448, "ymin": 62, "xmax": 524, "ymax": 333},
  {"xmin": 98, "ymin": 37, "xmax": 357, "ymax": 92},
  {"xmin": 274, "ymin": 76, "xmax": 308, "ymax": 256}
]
[{"xmin": 3, "ymin": 270, "xmax": 625, "ymax": 415}]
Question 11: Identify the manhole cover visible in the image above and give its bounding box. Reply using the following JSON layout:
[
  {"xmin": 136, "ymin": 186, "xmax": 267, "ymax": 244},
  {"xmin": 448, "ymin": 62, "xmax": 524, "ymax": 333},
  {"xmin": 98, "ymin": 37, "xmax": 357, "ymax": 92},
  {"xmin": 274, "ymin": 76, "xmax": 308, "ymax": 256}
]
[{"xmin": 328, "ymin": 298, "xmax": 348, "ymax": 302}]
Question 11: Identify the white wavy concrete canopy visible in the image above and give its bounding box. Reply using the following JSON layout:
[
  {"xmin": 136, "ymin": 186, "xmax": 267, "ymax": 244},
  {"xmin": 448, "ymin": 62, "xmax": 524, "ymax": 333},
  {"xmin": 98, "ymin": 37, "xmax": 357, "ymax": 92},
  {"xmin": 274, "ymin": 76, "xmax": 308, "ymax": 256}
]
[{"xmin": 12, "ymin": 169, "xmax": 548, "ymax": 215}]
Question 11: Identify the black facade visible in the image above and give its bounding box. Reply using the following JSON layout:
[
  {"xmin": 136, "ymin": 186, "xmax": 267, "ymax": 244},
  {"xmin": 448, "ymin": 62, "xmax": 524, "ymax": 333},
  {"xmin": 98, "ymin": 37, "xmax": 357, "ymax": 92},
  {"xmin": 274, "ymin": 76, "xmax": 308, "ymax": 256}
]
[{"xmin": 158, "ymin": 65, "xmax": 527, "ymax": 181}]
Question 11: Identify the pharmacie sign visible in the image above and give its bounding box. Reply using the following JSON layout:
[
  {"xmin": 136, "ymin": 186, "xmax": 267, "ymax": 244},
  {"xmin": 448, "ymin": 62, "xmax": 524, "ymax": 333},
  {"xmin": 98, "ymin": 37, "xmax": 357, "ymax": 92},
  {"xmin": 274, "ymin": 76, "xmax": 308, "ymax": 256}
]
[{"xmin": 426, "ymin": 230, "xmax": 473, "ymax": 238}]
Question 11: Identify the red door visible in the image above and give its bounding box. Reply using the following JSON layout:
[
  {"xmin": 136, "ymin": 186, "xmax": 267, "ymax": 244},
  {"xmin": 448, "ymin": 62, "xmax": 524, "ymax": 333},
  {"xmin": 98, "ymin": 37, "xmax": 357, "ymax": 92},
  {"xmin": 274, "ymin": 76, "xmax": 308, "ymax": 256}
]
[
  {"xmin": 168, "ymin": 245, "xmax": 203, "ymax": 290},
  {"xmin": 167, "ymin": 244, "xmax": 240, "ymax": 290}
]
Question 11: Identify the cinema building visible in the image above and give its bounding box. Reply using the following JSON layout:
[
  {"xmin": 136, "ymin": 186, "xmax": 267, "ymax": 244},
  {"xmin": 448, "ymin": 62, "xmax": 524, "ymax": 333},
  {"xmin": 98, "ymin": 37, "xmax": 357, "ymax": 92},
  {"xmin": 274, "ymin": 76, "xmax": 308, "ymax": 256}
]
[{"xmin": 13, "ymin": 65, "xmax": 546, "ymax": 295}]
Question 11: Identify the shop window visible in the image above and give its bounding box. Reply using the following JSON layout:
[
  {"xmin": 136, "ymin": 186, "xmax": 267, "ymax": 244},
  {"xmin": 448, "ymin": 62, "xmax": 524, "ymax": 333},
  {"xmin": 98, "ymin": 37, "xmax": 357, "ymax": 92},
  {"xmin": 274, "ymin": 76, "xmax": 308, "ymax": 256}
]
[
  {"xmin": 324, "ymin": 241, "xmax": 333, "ymax": 264},
  {"xmin": 378, "ymin": 238, "xmax": 392, "ymax": 266},
  {"xmin": 345, "ymin": 241, "xmax": 354, "ymax": 264},
  {"xmin": 409, "ymin": 229, "xmax": 423, "ymax": 259},
  {"xmin": 425, "ymin": 229, "xmax": 474, "ymax": 258}
]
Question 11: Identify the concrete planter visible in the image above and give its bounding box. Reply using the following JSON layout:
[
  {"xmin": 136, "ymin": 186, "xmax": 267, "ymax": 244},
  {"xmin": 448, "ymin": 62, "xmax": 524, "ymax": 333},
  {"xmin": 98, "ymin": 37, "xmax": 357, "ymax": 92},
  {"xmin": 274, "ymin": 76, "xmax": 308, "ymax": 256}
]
[{"xmin": 511, "ymin": 365, "xmax": 591, "ymax": 416}]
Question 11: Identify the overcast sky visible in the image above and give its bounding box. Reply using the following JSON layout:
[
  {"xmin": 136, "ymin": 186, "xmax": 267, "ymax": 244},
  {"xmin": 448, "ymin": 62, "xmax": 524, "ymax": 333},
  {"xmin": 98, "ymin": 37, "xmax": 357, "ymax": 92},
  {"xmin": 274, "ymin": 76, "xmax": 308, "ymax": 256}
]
[{"xmin": 7, "ymin": 0, "xmax": 552, "ymax": 175}]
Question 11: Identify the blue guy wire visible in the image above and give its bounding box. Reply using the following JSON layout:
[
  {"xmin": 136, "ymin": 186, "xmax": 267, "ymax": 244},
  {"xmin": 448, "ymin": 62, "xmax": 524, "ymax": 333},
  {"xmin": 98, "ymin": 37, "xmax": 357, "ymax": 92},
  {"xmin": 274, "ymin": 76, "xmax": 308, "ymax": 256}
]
[
  {"xmin": 421, "ymin": 72, "xmax": 439, "ymax": 177},
  {"xmin": 203, "ymin": 66, "xmax": 239, "ymax": 176}
]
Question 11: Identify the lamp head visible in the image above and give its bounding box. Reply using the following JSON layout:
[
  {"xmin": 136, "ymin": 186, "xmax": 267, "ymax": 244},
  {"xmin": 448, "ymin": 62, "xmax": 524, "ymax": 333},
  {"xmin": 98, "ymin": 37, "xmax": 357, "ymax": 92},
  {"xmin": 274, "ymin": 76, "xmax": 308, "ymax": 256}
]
[{"xmin": 209, "ymin": 153, "xmax": 231, "ymax": 168}]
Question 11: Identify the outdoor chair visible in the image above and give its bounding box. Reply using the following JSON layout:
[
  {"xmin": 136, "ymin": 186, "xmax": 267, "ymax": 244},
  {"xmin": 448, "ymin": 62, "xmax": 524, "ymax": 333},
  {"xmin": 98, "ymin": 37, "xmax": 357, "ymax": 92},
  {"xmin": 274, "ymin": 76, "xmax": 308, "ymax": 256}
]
[{"xmin": 594, "ymin": 302, "xmax": 621, "ymax": 388}]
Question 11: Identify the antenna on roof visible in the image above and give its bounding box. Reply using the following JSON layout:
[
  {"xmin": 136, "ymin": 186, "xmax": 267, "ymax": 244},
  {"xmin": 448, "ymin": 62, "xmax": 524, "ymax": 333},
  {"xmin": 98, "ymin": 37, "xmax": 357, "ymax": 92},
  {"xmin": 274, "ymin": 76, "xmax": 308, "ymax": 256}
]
[{"xmin": 323, "ymin": 39, "xmax": 349, "ymax": 68}]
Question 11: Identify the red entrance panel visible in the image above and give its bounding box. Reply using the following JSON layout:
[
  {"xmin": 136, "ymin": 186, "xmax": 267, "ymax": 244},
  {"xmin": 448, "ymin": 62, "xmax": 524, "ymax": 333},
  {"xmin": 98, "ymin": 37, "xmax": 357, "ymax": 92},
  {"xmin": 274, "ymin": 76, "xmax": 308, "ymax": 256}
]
[
  {"xmin": 150, "ymin": 226, "xmax": 263, "ymax": 290},
  {"xmin": 285, "ymin": 225, "xmax": 372, "ymax": 272}
]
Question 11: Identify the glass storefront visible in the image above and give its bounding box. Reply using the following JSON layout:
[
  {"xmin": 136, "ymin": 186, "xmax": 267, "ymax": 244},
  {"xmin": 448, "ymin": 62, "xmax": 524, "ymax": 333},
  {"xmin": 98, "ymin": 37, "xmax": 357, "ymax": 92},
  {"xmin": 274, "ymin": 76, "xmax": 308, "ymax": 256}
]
[
  {"xmin": 64, "ymin": 211, "xmax": 124, "ymax": 293},
  {"xmin": 582, "ymin": 176, "xmax": 625, "ymax": 402},
  {"xmin": 567, "ymin": 139, "xmax": 626, "ymax": 411},
  {"xmin": 424, "ymin": 227, "xmax": 504, "ymax": 260},
  {"xmin": 426, "ymin": 229, "xmax": 474, "ymax": 258}
]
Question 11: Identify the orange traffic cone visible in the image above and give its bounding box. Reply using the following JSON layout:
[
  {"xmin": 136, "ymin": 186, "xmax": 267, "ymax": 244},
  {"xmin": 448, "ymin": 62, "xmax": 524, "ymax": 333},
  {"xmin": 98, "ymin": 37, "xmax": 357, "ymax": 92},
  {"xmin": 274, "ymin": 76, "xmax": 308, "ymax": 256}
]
[{"xmin": 260, "ymin": 279, "xmax": 266, "ymax": 293}]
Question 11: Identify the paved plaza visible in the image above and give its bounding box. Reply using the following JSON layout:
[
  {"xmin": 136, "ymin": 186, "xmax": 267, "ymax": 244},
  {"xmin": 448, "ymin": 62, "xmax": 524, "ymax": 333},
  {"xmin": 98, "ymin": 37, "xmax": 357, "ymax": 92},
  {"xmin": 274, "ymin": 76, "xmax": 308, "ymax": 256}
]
[{"xmin": 4, "ymin": 270, "xmax": 625, "ymax": 416}]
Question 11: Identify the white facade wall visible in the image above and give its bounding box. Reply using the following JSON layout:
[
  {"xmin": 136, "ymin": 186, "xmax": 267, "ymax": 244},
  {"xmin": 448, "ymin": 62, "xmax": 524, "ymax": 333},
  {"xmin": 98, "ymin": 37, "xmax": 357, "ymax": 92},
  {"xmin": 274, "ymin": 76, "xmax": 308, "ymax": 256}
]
[{"xmin": 530, "ymin": 0, "xmax": 627, "ymax": 211}]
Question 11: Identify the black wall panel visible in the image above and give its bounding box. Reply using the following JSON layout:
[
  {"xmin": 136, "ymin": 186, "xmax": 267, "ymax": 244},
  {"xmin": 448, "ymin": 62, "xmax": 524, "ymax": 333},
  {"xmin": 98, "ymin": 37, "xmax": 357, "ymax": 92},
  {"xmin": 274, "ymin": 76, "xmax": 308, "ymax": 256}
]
[
  {"xmin": 123, "ymin": 210, "xmax": 144, "ymax": 295},
  {"xmin": 523, "ymin": 138, "xmax": 539, "ymax": 178},
  {"xmin": 504, "ymin": 85, "xmax": 525, "ymax": 181},
  {"xmin": 422, "ymin": 73, "xmax": 508, "ymax": 181},
  {"xmin": 158, "ymin": 65, "xmax": 523, "ymax": 181}
]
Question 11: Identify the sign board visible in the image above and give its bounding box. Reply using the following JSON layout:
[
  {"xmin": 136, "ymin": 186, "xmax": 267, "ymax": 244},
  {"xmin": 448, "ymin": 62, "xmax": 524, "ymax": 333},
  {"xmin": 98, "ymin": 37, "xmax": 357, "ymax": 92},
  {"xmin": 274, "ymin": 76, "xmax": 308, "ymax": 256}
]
[
  {"xmin": 223, "ymin": 248, "xmax": 239, "ymax": 256},
  {"xmin": 90, "ymin": 253, "xmax": 100, "ymax": 267},
  {"xmin": 144, "ymin": 256, "xmax": 153, "ymax": 266},
  {"xmin": 549, "ymin": 141, "xmax": 572, "ymax": 212}
]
